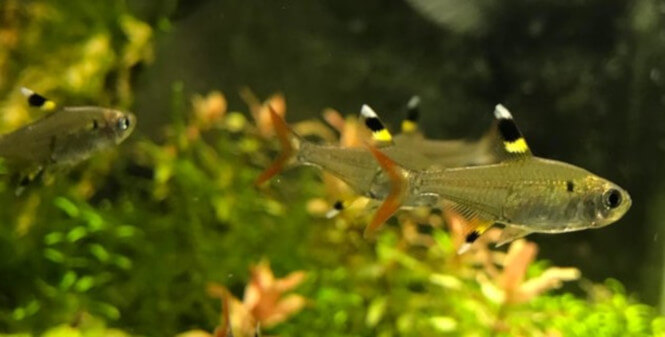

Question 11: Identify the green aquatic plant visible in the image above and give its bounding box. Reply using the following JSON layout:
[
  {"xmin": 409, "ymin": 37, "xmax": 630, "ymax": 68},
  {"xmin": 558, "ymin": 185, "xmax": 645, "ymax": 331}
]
[
  {"xmin": 0, "ymin": 0, "xmax": 153, "ymax": 132},
  {"xmin": 0, "ymin": 83, "xmax": 663, "ymax": 336},
  {"xmin": 0, "ymin": 1, "xmax": 664, "ymax": 336}
]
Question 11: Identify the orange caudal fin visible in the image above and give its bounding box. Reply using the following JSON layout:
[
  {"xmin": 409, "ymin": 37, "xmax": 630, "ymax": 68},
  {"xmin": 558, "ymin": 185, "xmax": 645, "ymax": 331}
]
[
  {"xmin": 254, "ymin": 106, "xmax": 301, "ymax": 186},
  {"xmin": 364, "ymin": 144, "xmax": 408, "ymax": 239}
]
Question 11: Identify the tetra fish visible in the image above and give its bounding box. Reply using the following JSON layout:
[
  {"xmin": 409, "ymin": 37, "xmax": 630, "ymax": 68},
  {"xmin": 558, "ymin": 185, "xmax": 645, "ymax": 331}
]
[
  {"xmin": 0, "ymin": 88, "xmax": 136, "ymax": 191},
  {"xmin": 326, "ymin": 97, "xmax": 502, "ymax": 217},
  {"xmin": 255, "ymin": 105, "xmax": 434, "ymax": 201},
  {"xmin": 366, "ymin": 104, "xmax": 631, "ymax": 252},
  {"xmin": 259, "ymin": 101, "xmax": 507, "ymax": 218}
]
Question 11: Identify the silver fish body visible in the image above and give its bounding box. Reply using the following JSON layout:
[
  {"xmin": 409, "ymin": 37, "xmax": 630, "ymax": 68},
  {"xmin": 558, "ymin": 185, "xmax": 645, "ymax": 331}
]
[
  {"xmin": 0, "ymin": 106, "xmax": 136, "ymax": 170},
  {"xmin": 411, "ymin": 157, "xmax": 631, "ymax": 233},
  {"xmin": 297, "ymin": 141, "xmax": 433, "ymax": 199}
]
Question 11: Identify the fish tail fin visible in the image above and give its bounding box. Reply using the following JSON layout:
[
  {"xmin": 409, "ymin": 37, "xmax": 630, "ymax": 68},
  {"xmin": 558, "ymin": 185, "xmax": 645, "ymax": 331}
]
[
  {"xmin": 254, "ymin": 106, "xmax": 302, "ymax": 186},
  {"xmin": 364, "ymin": 144, "xmax": 409, "ymax": 239},
  {"xmin": 401, "ymin": 95, "xmax": 420, "ymax": 134}
]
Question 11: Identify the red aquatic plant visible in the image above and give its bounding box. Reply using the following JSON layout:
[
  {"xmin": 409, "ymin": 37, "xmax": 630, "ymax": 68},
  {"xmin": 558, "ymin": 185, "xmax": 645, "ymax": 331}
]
[{"xmin": 190, "ymin": 261, "xmax": 307, "ymax": 337}]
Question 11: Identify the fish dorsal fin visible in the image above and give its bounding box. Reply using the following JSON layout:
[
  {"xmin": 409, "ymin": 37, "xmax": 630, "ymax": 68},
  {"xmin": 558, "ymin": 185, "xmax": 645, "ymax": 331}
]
[
  {"xmin": 401, "ymin": 95, "xmax": 420, "ymax": 134},
  {"xmin": 364, "ymin": 143, "xmax": 407, "ymax": 238},
  {"xmin": 20, "ymin": 87, "xmax": 57, "ymax": 111},
  {"xmin": 360, "ymin": 104, "xmax": 394, "ymax": 148},
  {"xmin": 492, "ymin": 104, "xmax": 532, "ymax": 161},
  {"xmin": 443, "ymin": 200, "xmax": 497, "ymax": 254},
  {"xmin": 496, "ymin": 225, "xmax": 533, "ymax": 247}
]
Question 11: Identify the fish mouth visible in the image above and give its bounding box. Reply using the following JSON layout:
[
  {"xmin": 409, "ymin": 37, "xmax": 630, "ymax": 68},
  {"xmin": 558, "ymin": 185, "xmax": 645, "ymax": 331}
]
[
  {"xmin": 115, "ymin": 111, "xmax": 137, "ymax": 143},
  {"xmin": 126, "ymin": 113, "xmax": 137, "ymax": 133}
]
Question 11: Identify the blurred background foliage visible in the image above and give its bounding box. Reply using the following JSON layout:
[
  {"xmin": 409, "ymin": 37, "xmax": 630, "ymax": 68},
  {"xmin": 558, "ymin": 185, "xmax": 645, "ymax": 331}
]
[{"xmin": 1, "ymin": 0, "xmax": 665, "ymax": 336}]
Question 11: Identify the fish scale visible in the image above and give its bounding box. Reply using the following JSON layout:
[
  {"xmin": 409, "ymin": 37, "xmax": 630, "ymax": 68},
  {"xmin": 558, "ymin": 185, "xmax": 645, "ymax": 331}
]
[{"xmin": 415, "ymin": 158, "xmax": 605, "ymax": 231}]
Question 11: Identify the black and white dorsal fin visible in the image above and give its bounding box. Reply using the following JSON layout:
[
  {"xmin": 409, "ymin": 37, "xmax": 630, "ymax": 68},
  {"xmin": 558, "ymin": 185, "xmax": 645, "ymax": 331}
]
[
  {"xmin": 401, "ymin": 95, "xmax": 420, "ymax": 134},
  {"xmin": 493, "ymin": 104, "xmax": 532, "ymax": 160},
  {"xmin": 360, "ymin": 104, "xmax": 394, "ymax": 147},
  {"xmin": 20, "ymin": 87, "xmax": 57, "ymax": 111}
]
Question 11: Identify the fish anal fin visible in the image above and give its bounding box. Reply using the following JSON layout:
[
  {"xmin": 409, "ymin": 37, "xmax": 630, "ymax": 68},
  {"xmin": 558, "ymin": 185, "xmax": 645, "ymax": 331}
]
[
  {"xmin": 496, "ymin": 225, "xmax": 533, "ymax": 247},
  {"xmin": 326, "ymin": 196, "xmax": 365, "ymax": 219},
  {"xmin": 442, "ymin": 201, "xmax": 496, "ymax": 254},
  {"xmin": 15, "ymin": 165, "xmax": 45, "ymax": 196},
  {"xmin": 492, "ymin": 104, "xmax": 533, "ymax": 161},
  {"xmin": 364, "ymin": 144, "xmax": 407, "ymax": 238}
]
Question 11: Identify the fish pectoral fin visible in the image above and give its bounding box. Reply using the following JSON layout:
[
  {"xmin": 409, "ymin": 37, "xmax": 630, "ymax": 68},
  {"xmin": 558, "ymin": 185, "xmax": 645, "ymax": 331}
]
[
  {"xmin": 15, "ymin": 165, "xmax": 45, "ymax": 196},
  {"xmin": 364, "ymin": 143, "xmax": 408, "ymax": 239},
  {"xmin": 360, "ymin": 104, "xmax": 394, "ymax": 148},
  {"xmin": 496, "ymin": 225, "xmax": 534, "ymax": 247},
  {"xmin": 491, "ymin": 104, "xmax": 533, "ymax": 161}
]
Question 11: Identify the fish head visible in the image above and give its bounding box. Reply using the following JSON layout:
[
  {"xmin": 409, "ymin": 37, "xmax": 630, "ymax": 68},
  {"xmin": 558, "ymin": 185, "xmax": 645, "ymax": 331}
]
[
  {"xmin": 101, "ymin": 108, "xmax": 136, "ymax": 144},
  {"xmin": 579, "ymin": 177, "xmax": 631, "ymax": 228}
]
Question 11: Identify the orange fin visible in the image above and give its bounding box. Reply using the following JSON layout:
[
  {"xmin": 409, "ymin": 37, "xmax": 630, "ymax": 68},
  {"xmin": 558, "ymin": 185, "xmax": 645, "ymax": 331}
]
[
  {"xmin": 364, "ymin": 144, "xmax": 407, "ymax": 238},
  {"xmin": 254, "ymin": 106, "xmax": 297, "ymax": 186}
]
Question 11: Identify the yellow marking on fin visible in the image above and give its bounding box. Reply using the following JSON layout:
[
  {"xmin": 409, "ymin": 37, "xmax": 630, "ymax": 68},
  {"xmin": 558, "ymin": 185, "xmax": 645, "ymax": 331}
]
[
  {"xmin": 401, "ymin": 120, "xmax": 417, "ymax": 133},
  {"xmin": 42, "ymin": 100, "xmax": 57, "ymax": 111},
  {"xmin": 373, "ymin": 129, "xmax": 392, "ymax": 143},
  {"xmin": 458, "ymin": 220, "xmax": 494, "ymax": 254},
  {"xmin": 361, "ymin": 104, "xmax": 394, "ymax": 146},
  {"xmin": 503, "ymin": 138, "xmax": 528, "ymax": 153},
  {"xmin": 475, "ymin": 222, "xmax": 492, "ymax": 234}
]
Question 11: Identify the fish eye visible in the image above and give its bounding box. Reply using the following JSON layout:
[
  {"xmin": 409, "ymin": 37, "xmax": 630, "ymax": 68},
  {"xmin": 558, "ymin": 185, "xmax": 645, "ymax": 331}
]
[
  {"xmin": 603, "ymin": 188, "xmax": 622, "ymax": 209},
  {"xmin": 117, "ymin": 116, "xmax": 130, "ymax": 131}
]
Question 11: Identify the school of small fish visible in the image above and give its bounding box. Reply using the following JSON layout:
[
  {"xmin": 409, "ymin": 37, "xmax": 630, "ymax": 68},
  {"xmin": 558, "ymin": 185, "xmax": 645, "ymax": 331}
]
[
  {"xmin": 0, "ymin": 84, "xmax": 631, "ymax": 253},
  {"xmin": 257, "ymin": 97, "xmax": 631, "ymax": 253}
]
